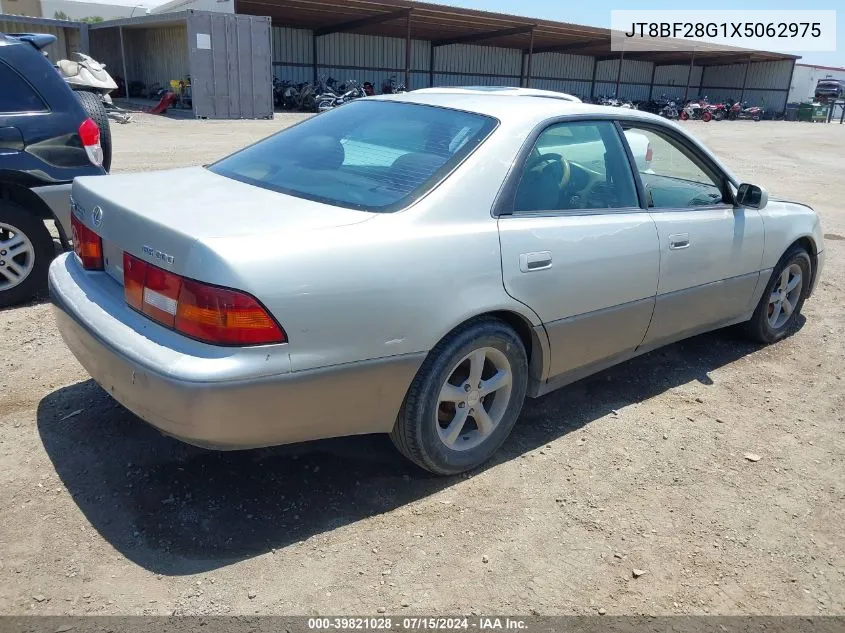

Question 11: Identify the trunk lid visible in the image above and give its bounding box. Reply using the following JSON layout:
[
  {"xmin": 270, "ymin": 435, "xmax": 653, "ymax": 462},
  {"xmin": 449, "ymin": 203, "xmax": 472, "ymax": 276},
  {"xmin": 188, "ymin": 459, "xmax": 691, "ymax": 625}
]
[{"xmin": 71, "ymin": 166, "xmax": 375, "ymax": 282}]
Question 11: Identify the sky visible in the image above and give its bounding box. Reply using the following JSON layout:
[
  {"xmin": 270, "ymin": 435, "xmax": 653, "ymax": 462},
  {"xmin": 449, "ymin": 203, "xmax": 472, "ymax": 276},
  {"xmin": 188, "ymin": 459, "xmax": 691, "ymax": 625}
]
[{"xmin": 443, "ymin": 0, "xmax": 843, "ymax": 67}]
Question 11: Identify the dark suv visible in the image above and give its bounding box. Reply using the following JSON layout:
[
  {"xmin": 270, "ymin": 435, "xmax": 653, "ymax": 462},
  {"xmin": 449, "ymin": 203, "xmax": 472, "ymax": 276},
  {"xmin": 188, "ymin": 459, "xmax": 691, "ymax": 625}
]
[{"xmin": 0, "ymin": 33, "xmax": 106, "ymax": 307}]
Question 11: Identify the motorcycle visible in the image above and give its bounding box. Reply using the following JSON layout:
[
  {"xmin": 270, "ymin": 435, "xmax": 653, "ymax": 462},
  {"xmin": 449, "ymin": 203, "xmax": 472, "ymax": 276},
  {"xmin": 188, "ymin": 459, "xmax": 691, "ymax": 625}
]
[
  {"xmin": 382, "ymin": 75, "xmax": 406, "ymax": 94},
  {"xmin": 727, "ymin": 100, "xmax": 763, "ymax": 121},
  {"xmin": 701, "ymin": 101, "xmax": 728, "ymax": 121},
  {"xmin": 679, "ymin": 97, "xmax": 708, "ymax": 121},
  {"xmin": 658, "ymin": 98, "xmax": 679, "ymax": 120}
]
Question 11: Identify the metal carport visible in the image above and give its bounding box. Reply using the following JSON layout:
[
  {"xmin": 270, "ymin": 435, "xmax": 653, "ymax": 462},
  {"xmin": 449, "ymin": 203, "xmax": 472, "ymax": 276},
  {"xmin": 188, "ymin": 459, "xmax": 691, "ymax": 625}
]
[{"xmin": 238, "ymin": 0, "xmax": 798, "ymax": 111}]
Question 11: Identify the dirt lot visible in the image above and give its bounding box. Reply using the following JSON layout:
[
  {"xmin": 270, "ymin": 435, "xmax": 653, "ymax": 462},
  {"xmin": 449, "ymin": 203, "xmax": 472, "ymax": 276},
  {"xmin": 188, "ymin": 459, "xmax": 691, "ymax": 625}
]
[{"xmin": 1, "ymin": 114, "xmax": 843, "ymax": 616}]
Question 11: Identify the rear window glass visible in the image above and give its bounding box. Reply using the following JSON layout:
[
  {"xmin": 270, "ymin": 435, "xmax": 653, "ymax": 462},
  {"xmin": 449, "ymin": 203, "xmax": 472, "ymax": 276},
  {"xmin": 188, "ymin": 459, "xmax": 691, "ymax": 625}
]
[
  {"xmin": 0, "ymin": 60, "xmax": 47, "ymax": 113},
  {"xmin": 209, "ymin": 100, "xmax": 497, "ymax": 212}
]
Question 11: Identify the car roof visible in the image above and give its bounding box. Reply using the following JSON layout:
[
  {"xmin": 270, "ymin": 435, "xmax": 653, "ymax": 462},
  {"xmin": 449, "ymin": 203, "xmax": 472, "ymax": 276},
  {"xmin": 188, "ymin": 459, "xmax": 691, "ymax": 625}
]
[
  {"xmin": 412, "ymin": 86, "xmax": 582, "ymax": 102},
  {"xmin": 372, "ymin": 91, "xmax": 669, "ymax": 127}
]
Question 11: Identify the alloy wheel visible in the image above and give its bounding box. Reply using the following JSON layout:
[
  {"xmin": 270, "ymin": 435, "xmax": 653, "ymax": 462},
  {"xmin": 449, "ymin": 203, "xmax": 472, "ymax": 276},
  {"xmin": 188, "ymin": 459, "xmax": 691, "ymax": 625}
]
[
  {"xmin": 435, "ymin": 347, "xmax": 513, "ymax": 451},
  {"xmin": 0, "ymin": 222, "xmax": 35, "ymax": 292},
  {"xmin": 767, "ymin": 263, "xmax": 803, "ymax": 329}
]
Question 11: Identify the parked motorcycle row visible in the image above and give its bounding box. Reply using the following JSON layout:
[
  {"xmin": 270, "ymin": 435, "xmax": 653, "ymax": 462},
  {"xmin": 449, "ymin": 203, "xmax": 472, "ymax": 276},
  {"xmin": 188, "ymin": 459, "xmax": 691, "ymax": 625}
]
[
  {"xmin": 273, "ymin": 75, "xmax": 406, "ymax": 112},
  {"xmin": 636, "ymin": 94, "xmax": 765, "ymax": 122}
]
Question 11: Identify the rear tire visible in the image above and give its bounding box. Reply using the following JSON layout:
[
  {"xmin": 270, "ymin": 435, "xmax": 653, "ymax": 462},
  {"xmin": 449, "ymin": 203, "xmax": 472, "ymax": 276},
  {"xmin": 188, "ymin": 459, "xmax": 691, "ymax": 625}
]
[
  {"xmin": 0, "ymin": 200, "xmax": 54, "ymax": 308},
  {"xmin": 390, "ymin": 318, "xmax": 528, "ymax": 475},
  {"xmin": 75, "ymin": 90, "xmax": 112, "ymax": 172},
  {"xmin": 743, "ymin": 247, "xmax": 811, "ymax": 344}
]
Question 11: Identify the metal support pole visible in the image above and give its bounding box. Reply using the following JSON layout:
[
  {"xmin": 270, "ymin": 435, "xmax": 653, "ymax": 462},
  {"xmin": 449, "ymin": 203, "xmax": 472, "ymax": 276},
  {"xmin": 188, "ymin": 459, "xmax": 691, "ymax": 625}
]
[
  {"xmin": 429, "ymin": 45, "xmax": 435, "ymax": 87},
  {"xmin": 648, "ymin": 62, "xmax": 656, "ymax": 100},
  {"xmin": 312, "ymin": 33, "xmax": 318, "ymax": 85},
  {"xmin": 684, "ymin": 50, "xmax": 695, "ymax": 101},
  {"xmin": 78, "ymin": 22, "xmax": 89, "ymax": 54},
  {"xmin": 589, "ymin": 57, "xmax": 598, "ymax": 100},
  {"xmin": 614, "ymin": 50, "xmax": 624, "ymax": 98},
  {"xmin": 119, "ymin": 26, "xmax": 129, "ymax": 99},
  {"xmin": 784, "ymin": 58, "xmax": 797, "ymax": 112},
  {"xmin": 525, "ymin": 28, "xmax": 534, "ymax": 88},
  {"xmin": 404, "ymin": 10, "xmax": 412, "ymax": 89},
  {"xmin": 520, "ymin": 52, "xmax": 526, "ymax": 87},
  {"xmin": 739, "ymin": 56, "xmax": 752, "ymax": 104}
]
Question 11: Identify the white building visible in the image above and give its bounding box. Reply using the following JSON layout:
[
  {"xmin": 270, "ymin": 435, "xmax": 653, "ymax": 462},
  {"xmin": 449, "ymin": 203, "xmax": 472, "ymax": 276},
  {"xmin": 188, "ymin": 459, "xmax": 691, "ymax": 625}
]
[{"xmin": 788, "ymin": 63, "xmax": 845, "ymax": 103}]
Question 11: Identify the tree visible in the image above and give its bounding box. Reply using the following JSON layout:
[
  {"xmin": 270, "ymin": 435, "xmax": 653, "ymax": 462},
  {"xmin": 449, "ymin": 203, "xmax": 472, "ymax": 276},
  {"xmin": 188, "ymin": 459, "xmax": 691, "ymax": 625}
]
[
  {"xmin": 79, "ymin": 16, "xmax": 104, "ymax": 23},
  {"xmin": 53, "ymin": 10, "xmax": 69, "ymax": 19}
]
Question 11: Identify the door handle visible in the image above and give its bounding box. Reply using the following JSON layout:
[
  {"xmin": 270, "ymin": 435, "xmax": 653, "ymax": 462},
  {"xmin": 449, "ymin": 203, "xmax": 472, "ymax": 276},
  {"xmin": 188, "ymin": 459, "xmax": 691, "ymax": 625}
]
[
  {"xmin": 519, "ymin": 251, "xmax": 552, "ymax": 272},
  {"xmin": 668, "ymin": 233, "xmax": 690, "ymax": 250}
]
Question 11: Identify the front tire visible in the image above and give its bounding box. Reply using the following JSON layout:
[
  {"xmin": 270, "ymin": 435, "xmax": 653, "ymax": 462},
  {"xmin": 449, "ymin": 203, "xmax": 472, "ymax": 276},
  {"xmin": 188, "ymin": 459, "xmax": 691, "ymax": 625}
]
[
  {"xmin": 0, "ymin": 200, "xmax": 54, "ymax": 308},
  {"xmin": 744, "ymin": 247, "xmax": 811, "ymax": 344},
  {"xmin": 391, "ymin": 318, "xmax": 528, "ymax": 475}
]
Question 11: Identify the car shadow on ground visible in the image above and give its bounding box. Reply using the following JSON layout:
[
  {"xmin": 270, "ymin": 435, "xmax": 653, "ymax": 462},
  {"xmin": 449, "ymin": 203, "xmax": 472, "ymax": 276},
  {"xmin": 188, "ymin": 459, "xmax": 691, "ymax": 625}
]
[{"xmin": 36, "ymin": 325, "xmax": 796, "ymax": 576}]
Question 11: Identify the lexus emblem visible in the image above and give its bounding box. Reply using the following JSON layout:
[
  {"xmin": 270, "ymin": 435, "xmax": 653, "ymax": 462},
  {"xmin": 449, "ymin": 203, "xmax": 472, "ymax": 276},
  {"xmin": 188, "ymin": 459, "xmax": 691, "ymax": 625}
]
[{"xmin": 91, "ymin": 206, "xmax": 104, "ymax": 228}]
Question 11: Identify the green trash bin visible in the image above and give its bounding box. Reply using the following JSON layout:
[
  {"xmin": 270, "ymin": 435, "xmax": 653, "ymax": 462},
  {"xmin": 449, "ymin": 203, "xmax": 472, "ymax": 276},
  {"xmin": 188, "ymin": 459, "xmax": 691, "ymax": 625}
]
[
  {"xmin": 812, "ymin": 103, "xmax": 829, "ymax": 122},
  {"xmin": 797, "ymin": 102, "xmax": 814, "ymax": 122}
]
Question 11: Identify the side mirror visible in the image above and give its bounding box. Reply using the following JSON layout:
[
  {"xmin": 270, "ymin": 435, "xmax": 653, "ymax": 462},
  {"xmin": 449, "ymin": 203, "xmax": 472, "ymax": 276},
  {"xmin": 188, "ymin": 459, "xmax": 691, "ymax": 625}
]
[{"xmin": 736, "ymin": 183, "xmax": 768, "ymax": 210}]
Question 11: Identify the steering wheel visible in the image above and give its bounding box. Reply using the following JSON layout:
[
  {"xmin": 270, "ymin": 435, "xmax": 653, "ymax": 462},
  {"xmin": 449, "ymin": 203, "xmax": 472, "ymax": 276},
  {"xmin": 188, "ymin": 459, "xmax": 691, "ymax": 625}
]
[{"xmin": 525, "ymin": 150, "xmax": 571, "ymax": 190}]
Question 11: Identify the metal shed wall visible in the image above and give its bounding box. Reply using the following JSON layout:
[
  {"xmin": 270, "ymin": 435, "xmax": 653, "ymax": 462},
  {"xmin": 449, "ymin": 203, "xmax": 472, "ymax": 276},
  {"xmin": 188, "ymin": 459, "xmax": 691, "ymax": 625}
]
[
  {"xmin": 88, "ymin": 27, "xmax": 121, "ymax": 78},
  {"xmin": 702, "ymin": 59, "xmax": 793, "ymax": 90},
  {"xmin": 595, "ymin": 58, "xmax": 652, "ymax": 84},
  {"xmin": 126, "ymin": 25, "xmax": 189, "ymax": 90},
  {"xmin": 433, "ymin": 43, "xmax": 520, "ymax": 78},
  {"xmin": 699, "ymin": 59, "xmax": 793, "ymax": 110},
  {"xmin": 0, "ymin": 17, "xmax": 79, "ymax": 59},
  {"xmin": 271, "ymin": 26, "xmax": 430, "ymax": 88},
  {"xmin": 654, "ymin": 64, "xmax": 703, "ymax": 86},
  {"xmin": 531, "ymin": 52, "xmax": 593, "ymax": 82}
]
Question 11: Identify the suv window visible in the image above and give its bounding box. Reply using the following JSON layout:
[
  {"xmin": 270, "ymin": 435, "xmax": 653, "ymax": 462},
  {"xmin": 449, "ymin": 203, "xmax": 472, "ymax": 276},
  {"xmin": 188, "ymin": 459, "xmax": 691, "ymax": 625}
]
[
  {"xmin": 513, "ymin": 121, "xmax": 638, "ymax": 213},
  {"xmin": 209, "ymin": 100, "xmax": 497, "ymax": 212},
  {"xmin": 622, "ymin": 125, "xmax": 725, "ymax": 209},
  {"xmin": 0, "ymin": 60, "xmax": 47, "ymax": 113}
]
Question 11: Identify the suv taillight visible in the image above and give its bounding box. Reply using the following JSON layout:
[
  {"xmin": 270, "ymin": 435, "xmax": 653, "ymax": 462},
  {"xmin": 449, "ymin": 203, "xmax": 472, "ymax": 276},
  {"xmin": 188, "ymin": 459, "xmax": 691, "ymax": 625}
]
[
  {"xmin": 123, "ymin": 252, "xmax": 286, "ymax": 346},
  {"xmin": 71, "ymin": 213, "xmax": 103, "ymax": 270},
  {"xmin": 78, "ymin": 118, "xmax": 103, "ymax": 167},
  {"xmin": 645, "ymin": 142, "xmax": 654, "ymax": 164}
]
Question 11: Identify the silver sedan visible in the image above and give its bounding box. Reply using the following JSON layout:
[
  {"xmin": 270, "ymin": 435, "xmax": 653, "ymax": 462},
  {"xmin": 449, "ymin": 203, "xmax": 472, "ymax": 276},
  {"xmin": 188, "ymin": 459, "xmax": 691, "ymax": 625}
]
[{"xmin": 50, "ymin": 92, "xmax": 825, "ymax": 474}]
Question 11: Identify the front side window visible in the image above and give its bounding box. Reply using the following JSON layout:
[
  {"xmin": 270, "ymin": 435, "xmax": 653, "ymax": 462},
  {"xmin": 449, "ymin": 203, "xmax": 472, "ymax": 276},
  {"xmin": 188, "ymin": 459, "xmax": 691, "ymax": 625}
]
[
  {"xmin": 513, "ymin": 121, "xmax": 638, "ymax": 213},
  {"xmin": 209, "ymin": 100, "xmax": 497, "ymax": 212},
  {"xmin": 0, "ymin": 60, "xmax": 47, "ymax": 113},
  {"xmin": 621, "ymin": 125, "xmax": 726, "ymax": 209}
]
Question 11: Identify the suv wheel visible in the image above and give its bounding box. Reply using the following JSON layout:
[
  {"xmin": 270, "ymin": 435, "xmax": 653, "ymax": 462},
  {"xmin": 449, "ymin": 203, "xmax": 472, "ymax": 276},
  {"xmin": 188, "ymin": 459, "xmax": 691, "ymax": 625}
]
[{"xmin": 0, "ymin": 200, "xmax": 54, "ymax": 307}]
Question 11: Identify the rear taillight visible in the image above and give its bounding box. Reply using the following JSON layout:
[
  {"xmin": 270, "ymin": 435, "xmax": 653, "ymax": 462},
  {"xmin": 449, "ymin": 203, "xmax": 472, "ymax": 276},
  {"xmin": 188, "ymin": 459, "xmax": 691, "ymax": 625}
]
[
  {"xmin": 78, "ymin": 118, "xmax": 103, "ymax": 167},
  {"xmin": 645, "ymin": 143, "xmax": 654, "ymax": 164},
  {"xmin": 122, "ymin": 252, "xmax": 286, "ymax": 346},
  {"xmin": 71, "ymin": 213, "xmax": 103, "ymax": 270}
]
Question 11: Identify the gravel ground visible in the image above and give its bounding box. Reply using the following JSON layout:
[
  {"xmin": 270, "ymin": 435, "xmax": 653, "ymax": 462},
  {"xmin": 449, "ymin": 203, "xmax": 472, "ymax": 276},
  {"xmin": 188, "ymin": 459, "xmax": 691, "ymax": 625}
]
[{"xmin": 1, "ymin": 114, "xmax": 843, "ymax": 616}]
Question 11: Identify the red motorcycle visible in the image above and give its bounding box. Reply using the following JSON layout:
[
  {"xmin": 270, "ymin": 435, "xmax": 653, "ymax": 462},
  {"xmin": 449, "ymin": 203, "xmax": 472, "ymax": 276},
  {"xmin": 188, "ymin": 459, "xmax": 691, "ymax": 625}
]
[
  {"xmin": 727, "ymin": 101, "xmax": 763, "ymax": 121},
  {"xmin": 702, "ymin": 101, "xmax": 728, "ymax": 121}
]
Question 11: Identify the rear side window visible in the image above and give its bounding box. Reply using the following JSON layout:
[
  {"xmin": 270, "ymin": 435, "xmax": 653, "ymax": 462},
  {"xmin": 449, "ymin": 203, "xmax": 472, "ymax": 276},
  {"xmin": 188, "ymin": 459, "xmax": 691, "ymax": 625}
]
[
  {"xmin": 209, "ymin": 100, "xmax": 497, "ymax": 212},
  {"xmin": 0, "ymin": 61, "xmax": 47, "ymax": 113}
]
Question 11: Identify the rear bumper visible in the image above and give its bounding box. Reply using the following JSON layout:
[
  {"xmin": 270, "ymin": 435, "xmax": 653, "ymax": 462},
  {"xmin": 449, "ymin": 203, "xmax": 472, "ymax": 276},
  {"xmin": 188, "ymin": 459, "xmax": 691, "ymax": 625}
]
[{"xmin": 49, "ymin": 253, "xmax": 423, "ymax": 449}]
